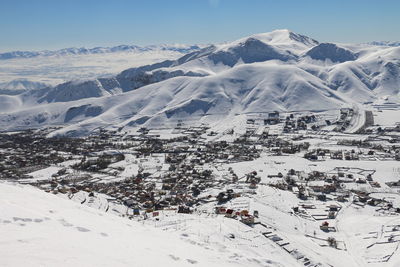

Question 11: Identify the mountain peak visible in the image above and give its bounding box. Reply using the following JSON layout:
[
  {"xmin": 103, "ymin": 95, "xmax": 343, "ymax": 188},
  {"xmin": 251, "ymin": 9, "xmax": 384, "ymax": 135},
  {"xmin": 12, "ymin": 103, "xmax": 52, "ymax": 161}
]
[
  {"xmin": 234, "ymin": 30, "xmax": 319, "ymax": 54},
  {"xmin": 249, "ymin": 29, "xmax": 318, "ymax": 45}
]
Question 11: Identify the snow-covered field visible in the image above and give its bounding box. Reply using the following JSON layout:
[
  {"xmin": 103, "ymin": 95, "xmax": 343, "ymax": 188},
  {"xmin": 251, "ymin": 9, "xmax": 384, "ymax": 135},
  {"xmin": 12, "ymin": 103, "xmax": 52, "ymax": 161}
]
[{"xmin": 374, "ymin": 110, "xmax": 400, "ymax": 127}]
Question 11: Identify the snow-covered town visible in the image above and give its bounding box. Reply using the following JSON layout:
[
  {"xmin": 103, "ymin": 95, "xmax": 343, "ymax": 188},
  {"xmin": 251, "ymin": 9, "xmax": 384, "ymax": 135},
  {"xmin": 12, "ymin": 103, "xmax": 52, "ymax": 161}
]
[{"xmin": 2, "ymin": 104, "xmax": 400, "ymax": 266}]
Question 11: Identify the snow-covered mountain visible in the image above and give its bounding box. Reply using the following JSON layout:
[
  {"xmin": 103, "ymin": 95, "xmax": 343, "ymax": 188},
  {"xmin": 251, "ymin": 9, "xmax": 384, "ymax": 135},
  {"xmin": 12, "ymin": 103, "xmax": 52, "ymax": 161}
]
[
  {"xmin": 305, "ymin": 43, "xmax": 358, "ymax": 63},
  {"xmin": 0, "ymin": 79, "xmax": 49, "ymax": 95},
  {"xmin": 0, "ymin": 29, "xmax": 399, "ymax": 135},
  {"xmin": 367, "ymin": 41, "xmax": 400, "ymax": 47},
  {"xmin": 0, "ymin": 44, "xmax": 203, "ymax": 60}
]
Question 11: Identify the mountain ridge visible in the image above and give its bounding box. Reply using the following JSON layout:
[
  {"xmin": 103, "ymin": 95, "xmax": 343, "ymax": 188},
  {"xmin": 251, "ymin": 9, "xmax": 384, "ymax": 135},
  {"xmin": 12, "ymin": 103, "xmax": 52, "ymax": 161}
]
[{"xmin": 0, "ymin": 44, "xmax": 204, "ymax": 60}]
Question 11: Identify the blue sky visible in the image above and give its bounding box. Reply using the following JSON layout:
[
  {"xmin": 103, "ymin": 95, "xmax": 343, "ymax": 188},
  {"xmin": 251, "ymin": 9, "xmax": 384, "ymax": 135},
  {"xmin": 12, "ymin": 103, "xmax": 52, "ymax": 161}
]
[{"xmin": 0, "ymin": 0, "xmax": 399, "ymax": 52}]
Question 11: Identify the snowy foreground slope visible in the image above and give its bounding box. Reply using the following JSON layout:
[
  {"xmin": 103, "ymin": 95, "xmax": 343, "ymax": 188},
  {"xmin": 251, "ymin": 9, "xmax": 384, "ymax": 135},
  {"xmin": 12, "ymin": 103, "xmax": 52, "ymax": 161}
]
[
  {"xmin": 0, "ymin": 29, "xmax": 399, "ymax": 135},
  {"xmin": 0, "ymin": 182, "xmax": 298, "ymax": 267}
]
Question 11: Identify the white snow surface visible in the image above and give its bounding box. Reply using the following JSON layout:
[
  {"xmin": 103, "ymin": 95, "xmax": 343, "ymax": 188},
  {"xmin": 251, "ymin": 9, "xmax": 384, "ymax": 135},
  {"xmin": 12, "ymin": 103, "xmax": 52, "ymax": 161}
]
[{"xmin": 0, "ymin": 182, "xmax": 296, "ymax": 267}]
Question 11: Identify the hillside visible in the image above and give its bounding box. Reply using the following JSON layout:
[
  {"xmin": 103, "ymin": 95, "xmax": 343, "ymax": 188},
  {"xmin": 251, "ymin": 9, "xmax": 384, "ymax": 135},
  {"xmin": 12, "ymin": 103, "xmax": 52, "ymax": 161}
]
[{"xmin": 0, "ymin": 182, "xmax": 297, "ymax": 267}]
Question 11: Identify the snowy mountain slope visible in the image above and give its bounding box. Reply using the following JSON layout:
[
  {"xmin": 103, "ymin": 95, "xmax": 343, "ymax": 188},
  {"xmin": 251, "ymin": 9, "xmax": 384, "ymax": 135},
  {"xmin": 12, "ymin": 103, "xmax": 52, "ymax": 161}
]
[
  {"xmin": 22, "ymin": 61, "xmax": 208, "ymax": 104},
  {"xmin": 175, "ymin": 37, "xmax": 295, "ymax": 68},
  {"xmin": 167, "ymin": 29, "xmax": 318, "ymax": 73},
  {"xmin": 305, "ymin": 43, "xmax": 358, "ymax": 63},
  {"xmin": 0, "ymin": 29, "xmax": 399, "ymax": 135},
  {"xmin": 21, "ymin": 30, "xmax": 319, "ymax": 104},
  {"xmin": 217, "ymin": 29, "xmax": 319, "ymax": 55},
  {"xmin": 0, "ymin": 182, "xmax": 299, "ymax": 267},
  {"xmin": 325, "ymin": 46, "xmax": 400, "ymax": 101},
  {"xmin": 0, "ymin": 61, "xmax": 348, "ymax": 134}
]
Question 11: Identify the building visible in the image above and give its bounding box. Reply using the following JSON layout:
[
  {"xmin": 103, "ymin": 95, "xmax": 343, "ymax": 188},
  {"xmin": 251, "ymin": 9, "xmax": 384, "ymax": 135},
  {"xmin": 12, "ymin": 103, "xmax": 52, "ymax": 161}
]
[{"xmin": 264, "ymin": 111, "xmax": 280, "ymax": 125}]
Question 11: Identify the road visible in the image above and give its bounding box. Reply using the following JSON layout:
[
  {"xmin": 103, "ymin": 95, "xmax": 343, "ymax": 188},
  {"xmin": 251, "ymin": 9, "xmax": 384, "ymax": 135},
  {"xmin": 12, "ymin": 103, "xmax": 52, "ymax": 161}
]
[{"xmin": 345, "ymin": 104, "xmax": 373, "ymax": 134}]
